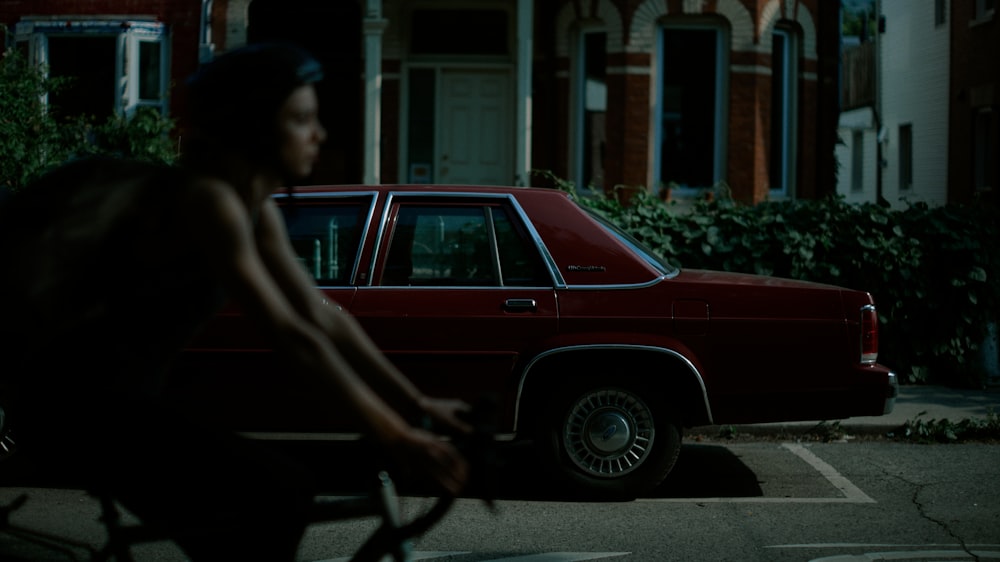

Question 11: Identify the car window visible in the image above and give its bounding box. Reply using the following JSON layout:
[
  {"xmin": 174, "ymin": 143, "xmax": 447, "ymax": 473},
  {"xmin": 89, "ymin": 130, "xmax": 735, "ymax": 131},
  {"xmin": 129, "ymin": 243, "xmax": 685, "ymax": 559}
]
[
  {"xmin": 281, "ymin": 202, "xmax": 368, "ymax": 285},
  {"xmin": 490, "ymin": 206, "xmax": 551, "ymax": 286},
  {"xmin": 381, "ymin": 203, "xmax": 550, "ymax": 287}
]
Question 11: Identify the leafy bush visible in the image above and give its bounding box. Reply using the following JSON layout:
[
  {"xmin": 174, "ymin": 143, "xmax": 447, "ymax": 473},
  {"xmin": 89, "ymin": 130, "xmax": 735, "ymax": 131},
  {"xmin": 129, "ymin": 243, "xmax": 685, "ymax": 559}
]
[
  {"xmin": 896, "ymin": 410, "xmax": 1000, "ymax": 443},
  {"xmin": 0, "ymin": 45, "xmax": 176, "ymax": 194},
  {"xmin": 0, "ymin": 47, "xmax": 73, "ymax": 192},
  {"xmin": 542, "ymin": 173, "xmax": 999, "ymax": 388}
]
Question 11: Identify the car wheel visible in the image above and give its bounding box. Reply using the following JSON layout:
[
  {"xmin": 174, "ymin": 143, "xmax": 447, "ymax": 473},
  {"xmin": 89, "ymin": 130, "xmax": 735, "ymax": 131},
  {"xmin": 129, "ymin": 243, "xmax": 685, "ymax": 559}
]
[{"xmin": 539, "ymin": 381, "xmax": 680, "ymax": 500}]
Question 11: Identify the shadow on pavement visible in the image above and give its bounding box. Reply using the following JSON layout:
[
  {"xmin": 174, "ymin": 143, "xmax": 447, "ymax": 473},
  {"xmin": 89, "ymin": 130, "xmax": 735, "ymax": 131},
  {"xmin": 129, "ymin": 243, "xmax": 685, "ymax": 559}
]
[
  {"xmin": 1, "ymin": 440, "xmax": 764, "ymax": 503},
  {"xmin": 647, "ymin": 443, "xmax": 763, "ymax": 499}
]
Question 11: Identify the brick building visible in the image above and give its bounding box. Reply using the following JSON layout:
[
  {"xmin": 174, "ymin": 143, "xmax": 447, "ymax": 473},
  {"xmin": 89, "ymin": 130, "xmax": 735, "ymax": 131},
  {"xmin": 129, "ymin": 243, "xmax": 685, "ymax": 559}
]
[{"xmin": 1, "ymin": 0, "xmax": 842, "ymax": 204}]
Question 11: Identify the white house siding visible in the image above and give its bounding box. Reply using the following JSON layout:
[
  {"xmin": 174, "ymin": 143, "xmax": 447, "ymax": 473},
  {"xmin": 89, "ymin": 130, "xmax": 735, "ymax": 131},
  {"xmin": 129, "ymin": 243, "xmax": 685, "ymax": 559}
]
[{"xmin": 879, "ymin": 0, "xmax": 950, "ymax": 209}]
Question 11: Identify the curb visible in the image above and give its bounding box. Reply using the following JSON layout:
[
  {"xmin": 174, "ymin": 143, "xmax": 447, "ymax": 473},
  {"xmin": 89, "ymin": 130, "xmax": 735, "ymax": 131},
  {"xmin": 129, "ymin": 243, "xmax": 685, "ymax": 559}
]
[{"xmin": 685, "ymin": 421, "xmax": 905, "ymax": 440}]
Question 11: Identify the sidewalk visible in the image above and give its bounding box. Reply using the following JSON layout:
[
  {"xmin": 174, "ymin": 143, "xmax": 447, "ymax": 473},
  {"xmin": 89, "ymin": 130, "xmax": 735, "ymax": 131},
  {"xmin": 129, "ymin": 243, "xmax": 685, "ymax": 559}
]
[{"xmin": 688, "ymin": 385, "xmax": 1000, "ymax": 438}]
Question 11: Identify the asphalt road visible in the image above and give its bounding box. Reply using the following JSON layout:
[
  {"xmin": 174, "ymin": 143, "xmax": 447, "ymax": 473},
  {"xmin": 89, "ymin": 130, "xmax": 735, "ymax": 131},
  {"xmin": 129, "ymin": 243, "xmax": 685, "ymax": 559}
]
[{"xmin": 2, "ymin": 440, "xmax": 999, "ymax": 561}]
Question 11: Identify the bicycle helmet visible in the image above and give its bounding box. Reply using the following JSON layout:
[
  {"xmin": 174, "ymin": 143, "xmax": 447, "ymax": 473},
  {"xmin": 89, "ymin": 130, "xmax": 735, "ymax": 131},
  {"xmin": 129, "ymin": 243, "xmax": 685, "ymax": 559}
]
[{"xmin": 185, "ymin": 43, "xmax": 324, "ymax": 164}]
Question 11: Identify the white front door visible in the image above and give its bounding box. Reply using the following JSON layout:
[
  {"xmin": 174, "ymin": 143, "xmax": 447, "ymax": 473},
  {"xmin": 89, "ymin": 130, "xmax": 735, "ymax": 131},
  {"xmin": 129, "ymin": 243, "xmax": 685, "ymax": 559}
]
[{"xmin": 437, "ymin": 69, "xmax": 512, "ymax": 185}]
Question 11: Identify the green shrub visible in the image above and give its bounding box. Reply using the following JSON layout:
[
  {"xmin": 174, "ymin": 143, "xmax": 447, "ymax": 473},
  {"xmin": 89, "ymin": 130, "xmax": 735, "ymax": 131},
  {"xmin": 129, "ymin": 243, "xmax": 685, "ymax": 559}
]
[
  {"xmin": 0, "ymin": 47, "xmax": 73, "ymax": 192},
  {"xmin": 543, "ymin": 173, "xmax": 999, "ymax": 388},
  {"xmin": 0, "ymin": 45, "xmax": 176, "ymax": 194}
]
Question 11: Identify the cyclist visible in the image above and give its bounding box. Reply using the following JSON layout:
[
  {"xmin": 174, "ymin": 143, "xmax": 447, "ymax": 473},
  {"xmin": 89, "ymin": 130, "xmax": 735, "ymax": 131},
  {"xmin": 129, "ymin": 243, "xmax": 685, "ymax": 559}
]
[{"xmin": 0, "ymin": 43, "xmax": 470, "ymax": 560}]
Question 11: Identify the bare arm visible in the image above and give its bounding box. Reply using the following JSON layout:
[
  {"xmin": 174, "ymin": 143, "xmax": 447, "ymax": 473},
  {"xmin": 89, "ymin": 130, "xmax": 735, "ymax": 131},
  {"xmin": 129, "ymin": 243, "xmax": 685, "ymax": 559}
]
[
  {"xmin": 187, "ymin": 182, "xmax": 467, "ymax": 491},
  {"xmin": 254, "ymin": 199, "xmax": 471, "ymax": 431}
]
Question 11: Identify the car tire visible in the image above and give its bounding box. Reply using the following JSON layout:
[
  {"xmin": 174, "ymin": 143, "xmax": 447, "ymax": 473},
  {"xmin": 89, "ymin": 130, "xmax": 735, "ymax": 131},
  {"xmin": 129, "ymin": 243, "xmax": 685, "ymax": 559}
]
[{"xmin": 538, "ymin": 379, "xmax": 680, "ymax": 500}]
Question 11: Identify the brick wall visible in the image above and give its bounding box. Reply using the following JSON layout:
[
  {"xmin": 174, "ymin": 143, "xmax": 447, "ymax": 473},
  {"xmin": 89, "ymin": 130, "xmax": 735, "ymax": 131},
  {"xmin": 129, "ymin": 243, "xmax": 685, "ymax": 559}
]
[{"xmin": 539, "ymin": 0, "xmax": 834, "ymax": 203}]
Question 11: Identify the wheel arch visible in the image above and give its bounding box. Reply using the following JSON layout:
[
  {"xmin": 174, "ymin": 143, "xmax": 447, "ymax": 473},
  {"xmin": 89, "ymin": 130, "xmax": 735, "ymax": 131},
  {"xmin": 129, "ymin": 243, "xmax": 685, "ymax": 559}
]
[{"xmin": 514, "ymin": 344, "xmax": 714, "ymax": 435}]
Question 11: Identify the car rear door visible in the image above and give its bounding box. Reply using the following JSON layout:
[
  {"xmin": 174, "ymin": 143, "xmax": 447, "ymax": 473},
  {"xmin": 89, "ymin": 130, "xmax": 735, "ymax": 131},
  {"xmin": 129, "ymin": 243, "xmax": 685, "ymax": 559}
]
[{"xmin": 347, "ymin": 193, "xmax": 559, "ymax": 430}]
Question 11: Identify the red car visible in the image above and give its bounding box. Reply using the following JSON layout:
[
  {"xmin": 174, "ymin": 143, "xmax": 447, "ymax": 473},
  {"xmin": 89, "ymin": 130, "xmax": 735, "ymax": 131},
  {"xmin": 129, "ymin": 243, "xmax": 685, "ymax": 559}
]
[{"xmin": 175, "ymin": 184, "xmax": 898, "ymax": 498}]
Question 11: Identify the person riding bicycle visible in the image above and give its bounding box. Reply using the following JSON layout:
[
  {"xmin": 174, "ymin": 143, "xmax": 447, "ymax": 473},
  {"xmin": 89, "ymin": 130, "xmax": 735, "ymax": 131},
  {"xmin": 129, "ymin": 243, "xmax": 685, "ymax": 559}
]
[{"xmin": 0, "ymin": 43, "xmax": 470, "ymax": 560}]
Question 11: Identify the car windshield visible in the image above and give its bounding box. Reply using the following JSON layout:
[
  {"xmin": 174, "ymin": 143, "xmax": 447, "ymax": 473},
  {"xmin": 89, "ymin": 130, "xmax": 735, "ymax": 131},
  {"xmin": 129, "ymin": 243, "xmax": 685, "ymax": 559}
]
[{"xmin": 583, "ymin": 207, "xmax": 680, "ymax": 277}]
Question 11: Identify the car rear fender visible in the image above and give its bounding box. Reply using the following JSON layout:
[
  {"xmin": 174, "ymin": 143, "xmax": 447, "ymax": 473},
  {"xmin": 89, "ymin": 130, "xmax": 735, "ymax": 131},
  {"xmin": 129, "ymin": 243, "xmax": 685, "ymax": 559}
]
[{"xmin": 513, "ymin": 344, "xmax": 714, "ymax": 435}]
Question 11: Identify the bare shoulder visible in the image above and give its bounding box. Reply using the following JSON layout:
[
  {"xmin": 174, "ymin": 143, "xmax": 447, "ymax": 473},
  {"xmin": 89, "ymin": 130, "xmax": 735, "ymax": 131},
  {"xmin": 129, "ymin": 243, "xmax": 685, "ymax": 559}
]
[{"xmin": 184, "ymin": 178, "xmax": 251, "ymax": 225}]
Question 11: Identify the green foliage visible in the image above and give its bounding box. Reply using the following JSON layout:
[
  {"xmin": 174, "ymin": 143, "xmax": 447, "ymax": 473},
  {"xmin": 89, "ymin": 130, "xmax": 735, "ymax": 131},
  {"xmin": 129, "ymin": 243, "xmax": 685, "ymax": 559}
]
[
  {"xmin": 76, "ymin": 107, "xmax": 178, "ymax": 163},
  {"xmin": 896, "ymin": 410, "xmax": 1000, "ymax": 443},
  {"xmin": 0, "ymin": 45, "xmax": 176, "ymax": 194},
  {"xmin": 842, "ymin": 1, "xmax": 877, "ymax": 38},
  {"xmin": 554, "ymin": 176, "xmax": 1000, "ymax": 388},
  {"xmin": 0, "ymin": 47, "xmax": 73, "ymax": 192}
]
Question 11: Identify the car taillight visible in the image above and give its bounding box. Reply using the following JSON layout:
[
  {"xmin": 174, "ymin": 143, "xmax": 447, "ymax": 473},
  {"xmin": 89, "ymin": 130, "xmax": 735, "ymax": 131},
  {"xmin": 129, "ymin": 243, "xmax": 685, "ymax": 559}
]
[{"xmin": 861, "ymin": 304, "xmax": 878, "ymax": 364}]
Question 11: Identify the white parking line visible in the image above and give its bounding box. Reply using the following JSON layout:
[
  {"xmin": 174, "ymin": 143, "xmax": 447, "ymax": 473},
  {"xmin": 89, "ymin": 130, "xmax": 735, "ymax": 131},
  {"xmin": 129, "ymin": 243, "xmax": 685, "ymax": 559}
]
[
  {"xmin": 640, "ymin": 442, "xmax": 876, "ymax": 504},
  {"xmin": 766, "ymin": 543, "xmax": 1000, "ymax": 561},
  {"xmin": 316, "ymin": 553, "xmax": 629, "ymax": 562},
  {"xmin": 316, "ymin": 552, "xmax": 470, "ymax": 562},
  {"xmin": 781, "ymin": 443, "xmax": 876, "ymax": 504},
  {"xmin": 479, "ymin": 554, "xmax": 631, "ymax": 562}
]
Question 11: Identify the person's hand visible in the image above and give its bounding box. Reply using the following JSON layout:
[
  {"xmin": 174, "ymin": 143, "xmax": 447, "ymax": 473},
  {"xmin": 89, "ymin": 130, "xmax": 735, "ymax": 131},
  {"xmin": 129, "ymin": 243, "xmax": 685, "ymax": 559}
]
[
  {"xmin": 393, "ymin": 427, "xmax": 469, "ymax": 496},
  {"xmin": 418, "ymin": 397, "xmax": 473, "ymax": 435}
]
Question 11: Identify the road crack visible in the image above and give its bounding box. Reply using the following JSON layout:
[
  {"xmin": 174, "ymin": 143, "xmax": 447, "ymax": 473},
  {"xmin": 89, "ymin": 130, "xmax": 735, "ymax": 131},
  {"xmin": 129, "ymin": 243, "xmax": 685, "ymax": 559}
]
[{"xmin": 880, "ymin": 464, "xmax": 981, "ymax": 561}]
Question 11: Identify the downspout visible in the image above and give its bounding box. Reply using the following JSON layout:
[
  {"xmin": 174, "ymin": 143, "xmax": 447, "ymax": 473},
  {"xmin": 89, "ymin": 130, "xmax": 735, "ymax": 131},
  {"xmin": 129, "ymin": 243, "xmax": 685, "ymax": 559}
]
[
  {"xmin": 363, "ymin": 0, "xmax": 387, "ymax": 185},
  {"xmin": 515, "ymin": 0, "xmax": 533, "ymax": 186}
]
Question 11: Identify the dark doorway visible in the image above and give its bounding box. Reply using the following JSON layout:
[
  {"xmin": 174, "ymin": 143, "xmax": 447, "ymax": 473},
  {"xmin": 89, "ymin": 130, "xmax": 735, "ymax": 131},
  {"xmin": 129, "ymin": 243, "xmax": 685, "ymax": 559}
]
[{"xmin": 249, "ymin": 0, "xmax": 363, "ymax": 184}]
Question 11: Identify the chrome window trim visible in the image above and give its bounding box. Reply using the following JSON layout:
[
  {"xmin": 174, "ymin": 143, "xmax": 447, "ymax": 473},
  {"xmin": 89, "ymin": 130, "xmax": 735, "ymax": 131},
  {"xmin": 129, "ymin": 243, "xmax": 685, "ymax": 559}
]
[
  {"xmin": 273, "ymin": 191, "xmax": 378, "ymax": 287},
  {"xmin": 514, "ymin": 344, "xmax": 714, "ymax": 432},
  {"xmin": 563, "ymin": 275, "xmax": 670, "ymax": 291}
]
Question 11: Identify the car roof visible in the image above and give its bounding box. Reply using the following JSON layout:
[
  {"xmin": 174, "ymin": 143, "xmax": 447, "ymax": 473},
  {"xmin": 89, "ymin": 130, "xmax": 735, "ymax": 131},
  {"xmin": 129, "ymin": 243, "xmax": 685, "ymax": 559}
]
[{"xmin": 288, "ymin": 184, "xmax": 566, "ymax": 196}]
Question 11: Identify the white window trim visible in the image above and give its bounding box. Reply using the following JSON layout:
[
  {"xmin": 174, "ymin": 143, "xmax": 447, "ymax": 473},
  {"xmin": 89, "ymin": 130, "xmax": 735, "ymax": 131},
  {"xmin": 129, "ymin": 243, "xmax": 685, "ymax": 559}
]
[{"xmin": 14, "ymin": 18, "xmax": 170, "ymax": 117}]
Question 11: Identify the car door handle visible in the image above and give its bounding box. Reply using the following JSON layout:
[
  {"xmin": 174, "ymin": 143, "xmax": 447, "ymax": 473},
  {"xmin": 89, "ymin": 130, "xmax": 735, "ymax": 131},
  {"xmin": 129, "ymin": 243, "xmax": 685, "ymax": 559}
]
[{"xmin": 503, "ymin": 298, "xmax": 537, "ymax": 312}]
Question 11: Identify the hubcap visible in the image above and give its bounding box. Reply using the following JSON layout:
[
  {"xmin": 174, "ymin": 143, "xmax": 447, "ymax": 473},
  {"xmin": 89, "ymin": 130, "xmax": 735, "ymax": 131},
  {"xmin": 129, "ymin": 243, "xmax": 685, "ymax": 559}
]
[{"xmin": 563, "ymin": 389, "xmax": 655, "ymax": 478}]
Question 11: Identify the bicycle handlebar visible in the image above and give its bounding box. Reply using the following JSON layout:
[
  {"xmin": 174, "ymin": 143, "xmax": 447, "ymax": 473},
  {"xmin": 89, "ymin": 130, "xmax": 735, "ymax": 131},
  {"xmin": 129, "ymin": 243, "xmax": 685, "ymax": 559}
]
[{"xmin": 343, "ymin": 398, "xmax": 502, "ymax": 562}]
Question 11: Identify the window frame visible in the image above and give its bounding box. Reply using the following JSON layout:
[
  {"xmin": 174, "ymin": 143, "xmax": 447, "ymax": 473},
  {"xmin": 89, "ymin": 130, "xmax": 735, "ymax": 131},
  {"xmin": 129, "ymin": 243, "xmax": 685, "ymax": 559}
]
[
  {"xmin": 851, "ymin": 130, "xmax": 865, "ymax": 193},
  {"xmin": 899, "ymin": 123, "xmax": 914, "ymax": 192},
  {"xmin": 935, "ymin": 0, "xmax": 947, "ymax": 27},
  {"xmin": 973, "ymin": 108, "xmax": 995, "ymax": 192},
  {"xmin": 654, "ymin": 20, "xmax": 730, "ymax": 195},
  {"xmin": 373, "ymin": 193, "xmax": 558, "ymax": 289},
  {"xmin": 14, "ymin": 18, "xmax": 170, "ymax": 118},
  {"xmin": 570, "ymin": 27, "xmax": 607, "ymax": 195},
  {"xmin": 274, "ymin": 192, "xmax": 378, "ymax": 288},
  {"xmin": 769, "ymin": 24, "xmax": 800, "ymax": 199}
]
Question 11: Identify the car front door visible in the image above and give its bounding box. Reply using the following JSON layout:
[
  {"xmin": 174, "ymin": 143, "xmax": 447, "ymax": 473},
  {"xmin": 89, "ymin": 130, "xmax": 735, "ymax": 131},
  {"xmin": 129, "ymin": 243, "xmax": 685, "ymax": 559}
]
[{"xmin": 347, "ymin": 194, "xmax": 558, "ymax": 431}]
